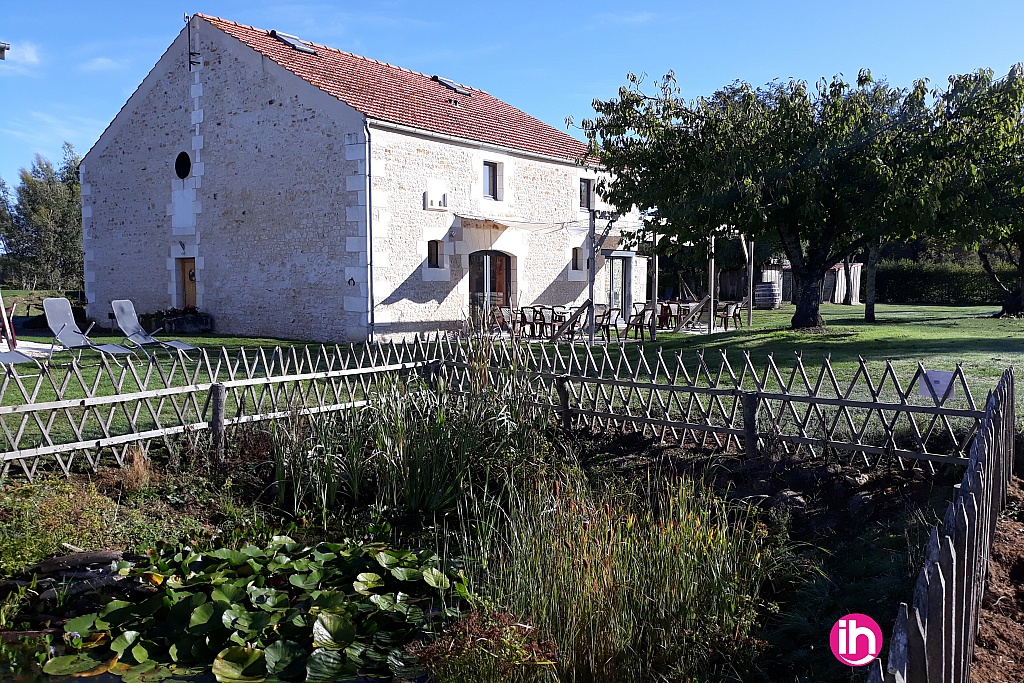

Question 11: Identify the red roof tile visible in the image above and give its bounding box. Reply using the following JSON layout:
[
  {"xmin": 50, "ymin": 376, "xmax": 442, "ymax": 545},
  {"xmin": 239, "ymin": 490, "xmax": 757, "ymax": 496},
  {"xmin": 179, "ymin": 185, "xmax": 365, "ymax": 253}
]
[{"xmin": 198, "ymin": 14, "xmax": 589, "ymax": 162}]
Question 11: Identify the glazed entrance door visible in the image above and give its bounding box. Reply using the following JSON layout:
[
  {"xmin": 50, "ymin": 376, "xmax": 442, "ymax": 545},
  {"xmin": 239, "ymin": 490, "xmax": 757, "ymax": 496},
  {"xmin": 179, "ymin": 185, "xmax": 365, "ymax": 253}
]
[
  {"xmin": 469, "ymin": 250, "xmax": 511, "ymax": 328},
  {"xmin": 608, "ymin": 257, "xmax": 630, "ymax": 315}
]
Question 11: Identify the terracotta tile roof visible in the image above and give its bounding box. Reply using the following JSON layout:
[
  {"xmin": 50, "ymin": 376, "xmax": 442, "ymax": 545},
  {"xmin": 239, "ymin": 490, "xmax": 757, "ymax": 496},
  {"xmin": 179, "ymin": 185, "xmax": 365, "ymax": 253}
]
[{"xmin": 198, "ymin": 14, "xmax": 589, "ymax": 162}]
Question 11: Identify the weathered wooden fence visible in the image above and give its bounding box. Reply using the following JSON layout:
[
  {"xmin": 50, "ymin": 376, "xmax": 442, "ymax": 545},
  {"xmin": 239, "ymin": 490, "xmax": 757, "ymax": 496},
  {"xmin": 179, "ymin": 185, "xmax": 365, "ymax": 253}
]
[
  {"xmin": 867, "ymin": 367, "xmax": 1015, "ymax": 683},
  {"xmin": 0, "ymin": 336, "xmax": 993, "ymax": 479},
  {"xmin": 442, "ymin": 338, "xmax": 986, "ymax": 468},
  {"xmin": 0, "ymin": 341, "xmax": 436, "ymax": 479}
]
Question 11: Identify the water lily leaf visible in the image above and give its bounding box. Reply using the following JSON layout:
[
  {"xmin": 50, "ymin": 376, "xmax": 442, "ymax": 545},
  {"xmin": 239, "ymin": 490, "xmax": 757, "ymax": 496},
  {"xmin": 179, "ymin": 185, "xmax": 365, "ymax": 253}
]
[
  {"xmin": 222, "ymin": 605, "xmax": 253, "ymax": 632},
  {"xmin": 305, "ymin": 648, "xmax": 355, "ymax": 683},
  {"xmin": 141, "ymin": 572, "xmax": 165, "ymax": 586},
  {"xmin": 248, "ymin": 586, "xmax": 289, "ymax": 612},
  {"xmin": 99, "ymin": 600, "xmax": 137, "ymax": 626},
  {"xmin": 79, "ymin": 633, "xmax": 110, "ymax": 650},
  {"xmin": 422, "ymin": 567, "xmax": 450, "ymax": 590},
  {"xmin": 130, "ymin": 642, "xmax": 150, "ymax": 664},
  {"xmin": 64, "ymin": 613, "xmax": 97, "ymax": 636},
  {"xmin": 310, "ymin": 590, "xmax": 348, "ymax": 610},
  {"xmin": 369, "ymin": 593, "xmax": 397, "ymax": 612},
  {"xmin": 373, "ymin": 551, "xmax": 401, "ymax": 570},
  {"xmin": 211, "ymin": 583, "xmax": 246, "ymax": 604},
  {"xmin": 353, "ymin": 572, "xmax": 383, "ymax": 595},
  {"xmin": 209, "ymin": 548, "xmax": 251, "ymax": 566},
  {"xmin": 288, "ymin": 570, "xmax": 324, "ymax": 590},
  {"xmin": 311, "ymin": 549, "xmax": 336, "ymax": 563},
  {"xmin": 264, "ymin": 639, "xmax": 306, "ymax": 676},
  {"xmin": 312, "ymin": 612, "xmax": 356, "ymax": 650},
  {"xmin": 68, "ymin": 657, "xmax": 116, "ymax": 678},
  {"xmin": 121, "ymin": 660, "xmax": 168, "ymax": 683},
  {"xmin": 211, "ymin": 646, "xmax": 266, "ymax": 683},
  {"xmin": 390, "ymin": 567, "xmax": 422, "ymax": 582},
  {"xmin": 189, "ymin": 603, "xmax": 218, "ymax": 630},
  {"xmin": 111, "ymin": 631, "xmax": 141, "ymax": 656},
  {"xmin": 241, "ymin": 545, "xmax": 266, "ymax": 557},
  {"xmin": 270, "ymin": 535, "xmax": 295, "ymax": 545},
  {"xmin": 43, "ymin": 654, "xmax": 107, "ymax": 676}
]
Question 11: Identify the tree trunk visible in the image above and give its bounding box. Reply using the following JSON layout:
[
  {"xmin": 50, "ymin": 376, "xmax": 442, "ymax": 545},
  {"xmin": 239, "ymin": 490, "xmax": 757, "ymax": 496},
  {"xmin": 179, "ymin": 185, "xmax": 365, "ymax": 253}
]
[
  {"xmin": 791, "ymin": 270, "xmax": 825, "ymax": 329},
  {"xmin": 977, "ymin": 248, "xmax": 1024, "ymax": 316},
  {"xmin": 864, "ymin": 239, "xmax": 881, "ymax": 323},
  {"xmin": 842, "ymin": 256, "xmax": 853, "ymax": 305}
]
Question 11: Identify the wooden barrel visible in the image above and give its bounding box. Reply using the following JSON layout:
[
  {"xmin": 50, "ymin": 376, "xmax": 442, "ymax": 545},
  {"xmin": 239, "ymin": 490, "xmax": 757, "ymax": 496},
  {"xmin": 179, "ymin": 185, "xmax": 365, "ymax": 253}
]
[{"xmin": 754, "ymin": 282, "xmax": 781, "ymax": 309}]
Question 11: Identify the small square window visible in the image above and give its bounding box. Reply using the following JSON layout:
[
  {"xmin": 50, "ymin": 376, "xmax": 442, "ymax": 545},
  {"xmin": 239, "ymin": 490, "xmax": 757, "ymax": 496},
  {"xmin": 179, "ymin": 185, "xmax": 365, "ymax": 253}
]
[
  {"xmin": 427, "ymin": 240, "xmax": 443, "ymax": 268},
  {"xmin": 484, "ymin": 162, "xmax": 499, "ymax": 200},
  {"xmin": 580, "ymin": 178, "xmax": 593, "ymax": 210}
]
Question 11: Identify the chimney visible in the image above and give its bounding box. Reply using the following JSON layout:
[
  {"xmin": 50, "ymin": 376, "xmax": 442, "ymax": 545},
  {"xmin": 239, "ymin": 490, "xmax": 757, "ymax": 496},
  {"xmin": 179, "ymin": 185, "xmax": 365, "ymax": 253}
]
[{"xmin": 0, "ymin": 43, "xmax": 9, "ymax": 61}]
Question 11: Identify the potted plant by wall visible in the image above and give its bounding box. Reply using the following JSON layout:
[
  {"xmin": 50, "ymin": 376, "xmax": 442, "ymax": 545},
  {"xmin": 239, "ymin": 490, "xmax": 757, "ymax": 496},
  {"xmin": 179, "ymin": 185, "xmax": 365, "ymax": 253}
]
[{"xmin": 140, "ymin": 306, "xmax": 213, "ymax": 334}]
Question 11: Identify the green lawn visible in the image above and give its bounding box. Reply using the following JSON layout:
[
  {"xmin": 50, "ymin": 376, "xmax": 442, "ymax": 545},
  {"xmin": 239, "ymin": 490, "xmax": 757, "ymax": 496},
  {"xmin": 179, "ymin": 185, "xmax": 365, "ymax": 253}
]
[{"xmin": 623, "ymin": 302, "xmax": 1021, "ymax": 394}]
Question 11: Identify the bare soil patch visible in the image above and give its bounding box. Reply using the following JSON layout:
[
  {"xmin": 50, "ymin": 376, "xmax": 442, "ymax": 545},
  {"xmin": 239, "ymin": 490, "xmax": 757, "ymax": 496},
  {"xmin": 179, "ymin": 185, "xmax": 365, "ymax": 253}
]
[{"xmin": 971, "ymin": 476, "xmax": 1024, "ymax": 683}]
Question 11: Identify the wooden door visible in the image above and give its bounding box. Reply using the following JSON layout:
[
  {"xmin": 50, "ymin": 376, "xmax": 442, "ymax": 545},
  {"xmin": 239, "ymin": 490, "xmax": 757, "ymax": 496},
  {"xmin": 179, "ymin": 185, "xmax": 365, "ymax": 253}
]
[{"xmin": 179, "ymin": 258, "xmax": 197, "ymax": 308}]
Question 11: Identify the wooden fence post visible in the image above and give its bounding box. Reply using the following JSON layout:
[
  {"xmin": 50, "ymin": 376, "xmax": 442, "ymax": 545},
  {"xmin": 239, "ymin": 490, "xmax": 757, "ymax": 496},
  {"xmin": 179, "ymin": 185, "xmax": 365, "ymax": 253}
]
[
  {"xmin": 555, "ymin": 375, "xmax": 573, "ymax": 431},
  {"xmin": 742, "ymin": 390, "xmax": 759, "ymax": 459},
  {"xmin": 210, "ymin": 382, "xmax": 226, "ymax": 462}
]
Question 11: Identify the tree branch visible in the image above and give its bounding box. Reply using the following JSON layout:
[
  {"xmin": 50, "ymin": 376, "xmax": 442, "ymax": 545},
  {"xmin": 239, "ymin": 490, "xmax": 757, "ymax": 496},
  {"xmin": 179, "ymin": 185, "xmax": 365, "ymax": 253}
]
[{"xmin": 978, "ymin": 249, "xmax": 1012, "ymax": 294}]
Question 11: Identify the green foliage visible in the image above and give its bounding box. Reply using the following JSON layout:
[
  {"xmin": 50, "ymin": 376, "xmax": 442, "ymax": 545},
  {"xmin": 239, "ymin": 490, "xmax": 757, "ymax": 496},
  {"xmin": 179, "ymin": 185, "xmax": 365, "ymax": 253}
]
[
  {"xmin": 583, "ymin": 70, "xmax": 931, "ymax": 328},
  {"xmin": 0, "ymin": 478, "xmax": 207, "ymax": 575},
  {"xmin": 0, "ymin": 634, "xmax": 54, "ymax": 682},
  {"xmin": 0, "ymin": 143, "xmax": 84, "ymax": 290},
  {"xmin": 56, "ymin": 536, "xmax": 469, "ymax": 682},
  {"xmin": 463, "ymin": 473, "xmax": 793, "ymax": 681},
  {"xmin": 875, "ymin": 260, "xmax": 1017, "ymax": 305}
]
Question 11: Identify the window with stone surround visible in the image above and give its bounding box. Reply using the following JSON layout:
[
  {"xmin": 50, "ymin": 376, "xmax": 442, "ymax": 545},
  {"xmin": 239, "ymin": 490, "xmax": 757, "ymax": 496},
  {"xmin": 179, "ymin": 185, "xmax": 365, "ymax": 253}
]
[
  {"xmin": 483, "ymin": 161, "xmax": 502, "ymax": 200},
  {"xmin": 427, "ymin": 240, "xmax": 443, "ymax": 268},
  {"xmin": 580, "ymin": 178, "xmax": 593, "ymax": 210},
  {"xmin": 572, "ymin": 247, "xmax": 584, "ymax": 271}
]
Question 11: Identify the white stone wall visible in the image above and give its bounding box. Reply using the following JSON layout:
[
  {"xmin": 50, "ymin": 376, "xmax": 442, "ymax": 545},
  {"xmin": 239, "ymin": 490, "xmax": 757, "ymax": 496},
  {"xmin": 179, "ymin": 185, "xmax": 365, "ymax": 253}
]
[
  {"xmin": 83, "ymin": 18, "xmax": 369, "ymax": 341},
  {"xmin": 368, "ymin": 125, "xmax": 640, "ymax": 337}
]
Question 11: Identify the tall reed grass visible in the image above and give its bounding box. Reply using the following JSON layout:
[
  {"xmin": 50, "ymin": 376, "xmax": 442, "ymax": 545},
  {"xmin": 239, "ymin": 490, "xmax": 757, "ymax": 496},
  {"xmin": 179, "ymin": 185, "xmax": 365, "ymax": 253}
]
[
  {"xmin": 463, "ymin": 473, "xmax": 787, "ymax": 682},
  {"xmin": 268, "ymin": 339, "xmax": 556, "ymax": 520}
]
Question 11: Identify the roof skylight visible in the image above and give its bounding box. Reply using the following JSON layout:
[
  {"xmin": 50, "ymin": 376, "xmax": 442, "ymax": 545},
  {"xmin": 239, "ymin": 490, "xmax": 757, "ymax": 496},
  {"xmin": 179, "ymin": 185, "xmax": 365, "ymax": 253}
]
[
  {"xmin": 432, "ymin": 75, "xmax": 471, "ymax": 96},
  {"xmin": 269, "ymin": 30, "xmax": 317, "ymax": 55}
]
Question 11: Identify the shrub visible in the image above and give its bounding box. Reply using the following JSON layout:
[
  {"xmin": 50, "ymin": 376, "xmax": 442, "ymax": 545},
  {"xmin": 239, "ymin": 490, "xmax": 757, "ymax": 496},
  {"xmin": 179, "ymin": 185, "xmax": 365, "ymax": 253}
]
[{"xmin": 875, "ymin": 260, "xmax": 1015, "ymax": 305}]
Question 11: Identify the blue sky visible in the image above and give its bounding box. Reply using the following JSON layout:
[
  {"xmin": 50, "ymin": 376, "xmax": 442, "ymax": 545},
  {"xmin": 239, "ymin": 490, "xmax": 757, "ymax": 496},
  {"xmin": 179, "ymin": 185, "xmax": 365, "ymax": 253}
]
[{"xmin": 2, "ymin": 0, "xmax": 1024, "ymax": 187}]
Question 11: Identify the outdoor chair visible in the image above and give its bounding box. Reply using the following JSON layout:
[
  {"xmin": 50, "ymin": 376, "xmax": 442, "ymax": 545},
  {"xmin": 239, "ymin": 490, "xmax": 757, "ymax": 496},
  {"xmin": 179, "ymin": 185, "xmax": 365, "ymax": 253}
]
[
  {"xmin": 717, "ymin": 303, "xmax": 740, "ymax": 331},
  {"xmin": 495, "ymin": 305, "xmax": 521, "ymax": 338},
  {"xmin": 624, "ymin": 308, "xmax": 655, "ymax": 340},
  {"xmin": 515, "ymin": 308, "xmax": 534, "ymax": 338},
  {"xmin": 531, "ymin": 306, "xmax": 556, "ymax": 338},
  {"xmin": 44, "ymin": 298, "xmax": 134, "ymax": 362},
  {"xmin": 672, "ymin": 296, "xmax": 711, "ymax": 333},
  {"xmin": 111, "ymin": 299, "xmax": 198, "ymax": 359},
  {"xmin": 0, "ymin": 350, "xmax": 37, "ymax": 366}
]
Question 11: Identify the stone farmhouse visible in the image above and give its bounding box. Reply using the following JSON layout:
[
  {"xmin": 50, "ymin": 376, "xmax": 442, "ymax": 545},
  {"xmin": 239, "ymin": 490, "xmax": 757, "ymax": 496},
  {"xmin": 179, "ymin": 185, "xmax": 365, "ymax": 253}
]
[{"xmin": 81, "ymin": 14, "xmax": 646, "ymax": 341}]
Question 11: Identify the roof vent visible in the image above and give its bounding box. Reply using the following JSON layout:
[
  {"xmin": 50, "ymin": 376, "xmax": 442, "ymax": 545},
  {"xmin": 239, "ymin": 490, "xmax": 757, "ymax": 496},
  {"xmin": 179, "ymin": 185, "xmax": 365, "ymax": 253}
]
[
  {"xmin": 269, "ymin": 30, "xmax": 317, "ymax": 55},
  {"xmin": 432, "ymin": 75, "xmax": 471, "ymax": 96}
]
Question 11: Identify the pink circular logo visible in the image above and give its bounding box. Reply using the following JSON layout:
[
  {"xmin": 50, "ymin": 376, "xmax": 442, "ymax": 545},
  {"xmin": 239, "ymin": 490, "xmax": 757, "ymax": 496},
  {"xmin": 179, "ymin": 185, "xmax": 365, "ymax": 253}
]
[{"xmin": 830, "ymin": 613, "xmax": 883, "ymax": 666}]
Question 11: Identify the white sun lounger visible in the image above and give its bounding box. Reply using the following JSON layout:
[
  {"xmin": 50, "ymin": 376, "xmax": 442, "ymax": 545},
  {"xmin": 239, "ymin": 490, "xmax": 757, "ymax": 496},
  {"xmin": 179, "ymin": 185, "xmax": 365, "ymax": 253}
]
[
  {"xmin": 112, "ymin": 299, "xmax": 198, "ymax": 358},
  {"xmin": 43, "ymin": 297, "xmax": 134, "ymax": 361},
  {"xmin": 0, "ymin": 350, "xmax": 37, "ymax": 365}
]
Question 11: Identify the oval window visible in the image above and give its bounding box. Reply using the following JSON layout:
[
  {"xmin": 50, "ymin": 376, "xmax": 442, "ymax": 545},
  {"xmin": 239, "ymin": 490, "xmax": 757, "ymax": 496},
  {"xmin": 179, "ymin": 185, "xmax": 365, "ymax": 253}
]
[{"xmin": 174, "ymin": 151, "xmax": 192, "ymax": 180}]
